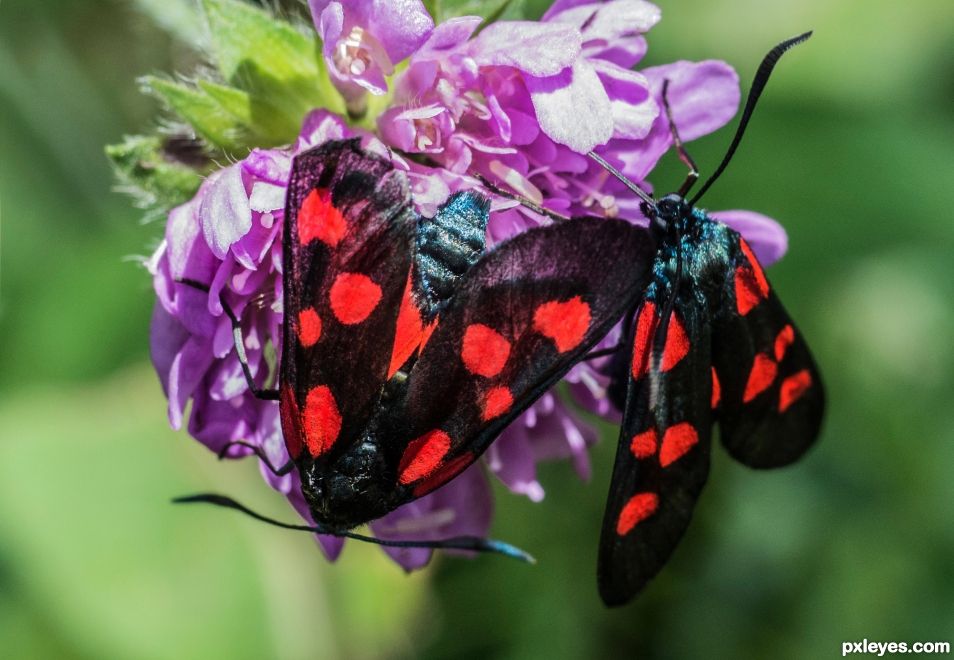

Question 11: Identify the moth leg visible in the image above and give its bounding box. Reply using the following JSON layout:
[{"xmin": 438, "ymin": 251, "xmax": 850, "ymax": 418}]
[
  {"xmin": 217, "ymin": 440, "xmax": 295, "ymax": 476},
  {"xmin": 177, "ymin": 279, "xmax": 280, "ymax": 401},
  {"xmin": 474, "ymin": 174, "xmax": 571, "ymax": 223},
  {"xmin": 661, "ymin": 79, "xmax": 700, "ymax": 198}
]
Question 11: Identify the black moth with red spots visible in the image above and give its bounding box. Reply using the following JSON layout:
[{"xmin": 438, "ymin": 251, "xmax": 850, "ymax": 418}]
[
  {"xmin": 597, "ymin": 196, "xmax": 824, "ymax": 606},
  {"xmin": 280, "ymin": 139, "xmax": 652, "ymax": 531},
  {"xmin": 595, "ymin": 32, "xmax": 824, "ymax": 606}
]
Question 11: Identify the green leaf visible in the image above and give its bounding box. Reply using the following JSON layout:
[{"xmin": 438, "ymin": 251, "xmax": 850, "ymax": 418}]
[
  {"xmin": 144, "ymin": 76, "xmax": 249, "ymax": 151},
  {"xmin": 196, "ymin": 79, "xmax": 291, "ymax": 145},
  {"xmin": 105, "ymin": 135, "xmax": 203, "ymax": 212},
  {"xmin": 200, "ymin": 0, "xmax": 343, "ymax": 138}
]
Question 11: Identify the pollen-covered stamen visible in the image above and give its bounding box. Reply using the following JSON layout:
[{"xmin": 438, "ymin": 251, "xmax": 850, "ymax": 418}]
[
  {"xmin": 488, "ymin": 160, "xmax": 544, "ymax": 205},
  {"xmin": 333, "ymin": 26, "xmax": 393, "ymax": 78},
  {"xmin": 577, "ymin": 169, "xmax": 620, "ymax": 217},
  {"xmin": 414, "ymin": 117, "xmax": 441, "ymax": 150}
]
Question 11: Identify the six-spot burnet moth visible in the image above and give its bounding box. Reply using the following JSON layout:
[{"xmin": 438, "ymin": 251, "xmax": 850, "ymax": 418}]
[
  {"xmin": 177, "ymin": 137, "xmax": 654, "ymax": 560},
  {"xmin": 481, "ymin": 32, "xmax": 823, "ymax": 605},
  {"xmin": 175, "ymin": 31, "xmax": 824, "ymax": 603}
]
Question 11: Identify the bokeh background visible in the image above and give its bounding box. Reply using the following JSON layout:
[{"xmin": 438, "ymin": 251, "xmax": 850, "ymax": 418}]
[{"xmin": 2, "ymin": 0, "xmax": 953, "ymax": 658}]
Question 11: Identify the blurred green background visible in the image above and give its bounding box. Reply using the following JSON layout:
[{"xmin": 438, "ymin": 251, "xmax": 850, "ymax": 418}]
[{"xmin": 2, "ymin": 0, "xmax": 953, "ymax": 658}]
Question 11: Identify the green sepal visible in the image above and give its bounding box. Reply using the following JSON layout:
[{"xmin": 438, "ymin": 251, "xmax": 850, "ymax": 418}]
[
  {"xmin": 143, "ymin": 77, "xmax": 250, "ymax": 152},
  {"xmin": 105, "ymin": 135, "xmax": 204, "ymax": 213},
  {"xmin": 200, "ymin": 0, "xmax": 343, "ymax": 138}
]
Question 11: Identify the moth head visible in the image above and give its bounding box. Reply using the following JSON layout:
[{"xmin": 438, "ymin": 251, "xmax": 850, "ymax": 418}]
[{"xmin": 647, "ymin": 193, "xmax": 689, "ymax": 239}]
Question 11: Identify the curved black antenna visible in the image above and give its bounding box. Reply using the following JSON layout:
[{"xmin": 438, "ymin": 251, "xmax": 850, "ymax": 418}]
[
  {"xmin": 587, "ymin": 151, "xmax": 656, "ymax": 208},
  {"xmin": 174, "ymin": 493, "xmax": 536, "ymax": 563},
  {"xmin": 661, "ymin": 79, "xmax": 700, "ymax": 198},
  {"xmin": 689, "ymin": 31, "xmax": 813, "ymax": 206}
]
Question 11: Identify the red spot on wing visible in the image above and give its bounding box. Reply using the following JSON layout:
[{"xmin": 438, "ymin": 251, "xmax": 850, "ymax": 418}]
[
  {"xmin": 461, "ymin": 324, "xmax": 510, "ymax": 377},
  {"xmin": 297, "ymin": 307, "xmax": 322, "ymax": 347},
  {"xmin": 740, "ymin": 239, "xmax": 769, "ymax": 293},
  {"xmin": 398, "ymin": 430, "xmax": 452, "ymax": 485},
  {"xmin": 616, "ymin": 492, "xmax": 659, "ymax": 536},
  {"xmin": 659, "ymin": 422, "xmax": 699, "ymax": 467},
  {"xmin": 388, "ymin": 275, "xmax": 424, "ymax": 378},
  {"xmin": 734, "ymin": 239, "xmax": 770, "ymax": 316},
  {"xmin": 302, "ymin": 386, "xmax": 342, "ymax": 457},
  {"xmin": 774, "ymin": 324, "xmax": 795, "ymax": 361},
  {"xmin": 279, "ymin": 386, "xmax": 303, "ymax": 459},
  {"xmin": 711, "ymin": 367, "xmax": 721, "ymax": 409},
  {"xmin": 412, "ymin": 451, "xmax": 474, "ymax": 497},
  {"xmin": 661, "ymin": 312, "xmax": 690, "ymax": 371},
  {"xmin": 533, "ymin": 296, "xmax": 591, "ymax": 353},
  {"xmin": 631, "ymin": 301, "xmax": 657, "ymax": 379},
  {"xmin": 743, "ymin": 353, "xmax": 778, "ymax": 403},
  {"xmin": 481, "ymin": 386, "xmax": 514, "ymax": 421},
  {"xmin": 630, "ymin": 429, "xmax": 658, "ymax": 460},
  {"xmin": 779, "ymin": 369, "xmax": 813, "ymax": 412},
  {"xmin": 298, "ymin": 188, "xmax": 347, "ymax": 247},
  {"xmin": 329, "ymin": 273, "xmax": 382, "ymax": 325}
]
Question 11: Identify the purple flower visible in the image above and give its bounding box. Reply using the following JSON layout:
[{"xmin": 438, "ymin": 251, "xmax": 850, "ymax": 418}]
[
  {"xmin": 149, "ymin": 109, "xmax": 501, "ymax": 567},
  {"xmin": 310, "ymin": 0, "xmax": 434, "ymax": 106},
  {"xmin": 148, "ymin": 0, "xmax": 793, "ymax": 571},
  {"xmin": 372, "ymin": 0, "xmax": 788, "ymax": 500}
]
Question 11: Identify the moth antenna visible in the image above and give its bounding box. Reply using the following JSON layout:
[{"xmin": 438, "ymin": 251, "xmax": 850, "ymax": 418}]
[
  {"xmin": 662, "ymin": 79, "xmax": 700, "ymax": 198},
  {"xmin": 586, "ymin": 151, "xmax": 656, "ymax": 208},
  {"xmin": 689, "ymin": 31, "xmax": 813, "ymax": 206},
  {"xmin": 173, "ymin": 493, "xmax": 536, "ymax": 563},
  {"xmin": 475, "ymin": 174, "xmax": 571, "ymax": 223}
]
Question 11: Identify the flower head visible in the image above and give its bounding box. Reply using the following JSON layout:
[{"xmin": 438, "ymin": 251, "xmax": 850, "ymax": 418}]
[{"xmin": 146, "ymin": 0, "xmax": 790, "ymax": 571}]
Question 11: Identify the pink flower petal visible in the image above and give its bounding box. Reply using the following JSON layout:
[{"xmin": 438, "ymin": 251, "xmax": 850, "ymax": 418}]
[
  {"xmin": 591, "ymin": 58, "xmax": 658, "ymax": 140},
  {"xmin": 469, "ymin": 21, "xmax": 582, "ymax": 77},
  {"xmin": 710, "ymin": 209, "xmax": 788, "ymax": 266},
  {"xmin": 199, "ymin": 163, "xmax": 252, "ymax": 259},
  {"xmin": 528, "ymin": 60, "xmax": 613, "ymax": 152}
]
